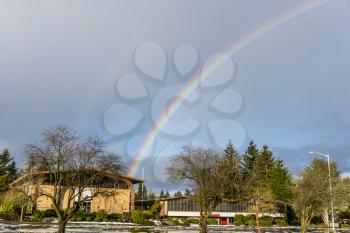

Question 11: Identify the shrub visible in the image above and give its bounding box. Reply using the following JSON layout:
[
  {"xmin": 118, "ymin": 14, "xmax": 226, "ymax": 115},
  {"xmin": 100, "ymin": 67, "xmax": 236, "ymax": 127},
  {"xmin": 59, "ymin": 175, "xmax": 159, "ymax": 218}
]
[
  {"xmin": 0, "ymin": 198, "xmax": 24, "ymax": 221},
  {"xmin": 43, "ymin": 209, "xmax": 57, "ymax": 218},
  {"xmin": 275, "ymin": 218, "xmax": 287, "ymax": 227},
  {"xmin": 0, "ymin": 212, "xmax": 17, "ymax": 220},
  {"xmin": 0, "ymin": 202, "xmax": 14, "ymax": 214},
  {"xmin": 94, "ymin": 216, "xmax": 102, "ymax": 222},
  {"xmin": 245, "ymin": 214, "xmax": 257, "ymax": 226},
  {"xmin": 188, "ymin": 218, "xmax": 199, "ymax": 224},
  {"xmin": 207, "ymin": 218, "xmax": 218, "ymax": 225},
  {"xmin": 181, "ymin": 219, "xmax": 190, "ymax": 226},
  {"xmin": 149, "ymin": 203, "xmax": 162, "ymax": 219},
  {"xmin": 96, "ymin": 210, "xmax": 108, "ymax": 220},
  {"xmin": 131, "ymin": 210, "xmax": 153, "ymax": 225},
  {"xmin": 168, "ymin": 217, "xmax": 181, "ymax": 225},
  {"xmin": 85, "ymin": 216, "xmax": 92, "ymax": 222},
  {"xmin": 234, "ymin": 214, "xmax": 245, "ymax": 226},
  {"xmin": 32, "ymin": 210, "xmax": 44, "ymax": 220},
  {"xmin": 259, "ymin": 216, "xmax": 273, "ymax": 227},
  {"xmin": 108, "ymin": 213, "xmax": 122, "ymax": 222}
]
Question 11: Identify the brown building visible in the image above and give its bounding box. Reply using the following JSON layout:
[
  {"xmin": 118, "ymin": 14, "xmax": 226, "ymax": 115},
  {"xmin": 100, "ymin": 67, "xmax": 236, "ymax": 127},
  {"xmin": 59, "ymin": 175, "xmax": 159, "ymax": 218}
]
[{"xmin": 9, "ymin": 170, "xmax": 143, "ymax": 214}]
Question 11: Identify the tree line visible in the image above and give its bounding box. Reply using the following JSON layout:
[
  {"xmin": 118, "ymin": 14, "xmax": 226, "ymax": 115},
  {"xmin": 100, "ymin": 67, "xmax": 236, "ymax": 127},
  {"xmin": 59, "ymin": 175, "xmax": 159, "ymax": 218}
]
[{"xmin": 167, "ymin": 141, "xmax": 350, "ymax": 233}]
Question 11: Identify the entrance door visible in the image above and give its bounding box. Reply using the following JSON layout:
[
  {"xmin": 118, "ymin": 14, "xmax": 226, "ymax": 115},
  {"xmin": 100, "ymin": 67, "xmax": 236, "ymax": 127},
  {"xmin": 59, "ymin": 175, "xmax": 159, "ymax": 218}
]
[
  {"xmin": 82, "ymin": 202, "xmax": 91, "ymax": 214},
  {"xmin": 220, "ymin": 218, "xmax": 228, "ymax": 225}
]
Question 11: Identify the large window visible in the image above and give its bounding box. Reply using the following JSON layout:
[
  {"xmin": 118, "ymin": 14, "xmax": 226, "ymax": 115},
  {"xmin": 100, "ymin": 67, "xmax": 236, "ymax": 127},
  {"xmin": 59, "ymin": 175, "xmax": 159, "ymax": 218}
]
[{"xmin": 167, "ymin": 198, "xmax": 251, "ymax": 212}]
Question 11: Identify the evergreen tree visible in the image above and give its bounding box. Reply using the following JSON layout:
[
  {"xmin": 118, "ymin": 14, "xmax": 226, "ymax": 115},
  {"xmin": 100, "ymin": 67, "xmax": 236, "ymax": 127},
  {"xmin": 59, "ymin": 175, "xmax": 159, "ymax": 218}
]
[
  {"xmin": 268, "ymin": 159, "xmax": 293, "ymax": 202},
  {"xmin": 0, "ymin": 149, "xmax": 18, "ymax": 192},
  {"xmin": 254, "ymin": 145, "xmax": 275, "ymax": 183},
  {"xmin": 165, "ymin": 190, "xmax": 170, "ymax": 198},
  {"xmin": 221, "ymin": 142, "xmax": 243, "ymax": 199},
  {"xmin": 159, "ymin": 189, "xmax": 164, "ymax": 198},
  {"xmin": 244, "ymin": 144, "xmax": 292, "ymax": 233},
  {"xmin": 135, "ymin": 184, "xmax": 148, "ymax": 200},
  {"xmin": 174, "ymin": 191, "xmax": 182, "ymax": 197},
  {"xmin": 185, "ymin": 189, "xmax": 191, "ymax": 196},
  {"xmin": 242, "ymin": 140, "xmax": 259, "ymax": 177}
]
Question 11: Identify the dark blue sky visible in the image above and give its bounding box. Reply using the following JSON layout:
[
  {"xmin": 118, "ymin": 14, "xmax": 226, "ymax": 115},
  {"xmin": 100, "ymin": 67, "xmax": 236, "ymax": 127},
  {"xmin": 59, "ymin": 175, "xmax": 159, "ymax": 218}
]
[{"xmin": 1, "ymin": 0, "xmax": 350, "ymax": 191}]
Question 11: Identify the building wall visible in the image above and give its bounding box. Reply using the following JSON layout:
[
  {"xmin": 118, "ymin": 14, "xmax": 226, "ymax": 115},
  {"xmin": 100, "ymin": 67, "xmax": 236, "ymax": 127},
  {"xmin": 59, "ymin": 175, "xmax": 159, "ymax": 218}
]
[
  {"xmin": 36, "ymin": 185, "xmax": 54, "ymax": 210},
  {"xmin": 91, "ymin": 189, "xmax": 130, "ymax": 213},
  {"xmin": 34, "ymin": 185, "xmax": 131, "ymax": 213}
]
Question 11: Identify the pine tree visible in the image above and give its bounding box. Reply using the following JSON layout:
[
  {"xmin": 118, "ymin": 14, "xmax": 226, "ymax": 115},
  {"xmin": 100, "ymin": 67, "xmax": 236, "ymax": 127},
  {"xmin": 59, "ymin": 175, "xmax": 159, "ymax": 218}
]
[
  {"xmin": 244, "ymin": 144, "xmax": 291, "ymax": 233},
  {"xmin": 135, "ymin": 184, "xmax": 148, "ymax": 200},
  {"xmin": 185, "ymin": 189, "xmax": 191, "ymax": 196},
  {"xmin": 0, "ymin": 149, "xmax": 18, "ymax": 192},
  {"xmin": 268, "ymin": 159, "xmax": 293, "ymax": 202},
  {"xmin": 165, "ymin": 190, "xmax": 170, "ymax": 198},
  {"xmin": 159, "ymin": 189, "xmax": 164, "ymax": 198},
  {"xmin": 242, "ymin": 140, "xmax": 259, "ymax": 177},
  {"xmin": 254, "ymin": 145, "xmax": 275, "ymax": 183},
  {"xmin": 222, "ymin": 141, "xmax": 243, "ymax": 198}
]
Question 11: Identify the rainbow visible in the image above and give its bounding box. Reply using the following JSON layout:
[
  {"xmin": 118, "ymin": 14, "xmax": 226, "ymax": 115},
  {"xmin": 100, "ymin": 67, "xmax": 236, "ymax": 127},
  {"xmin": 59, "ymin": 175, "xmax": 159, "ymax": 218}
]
[{"xmin": 128, "ymin": 0, "xmax": 332, "ymax": 176}]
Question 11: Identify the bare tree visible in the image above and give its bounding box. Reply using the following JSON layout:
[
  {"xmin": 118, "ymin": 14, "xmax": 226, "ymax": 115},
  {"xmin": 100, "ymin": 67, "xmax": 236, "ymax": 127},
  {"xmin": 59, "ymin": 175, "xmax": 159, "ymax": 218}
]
[
  {"xmin": 167, "ymin": 146, "xmax": 243, "ymax": 233},
  {"xmin": 13, "ymin": 125, "xmax": 125, "ymax": 233},
  {"xmin": 294, "ymin": 177, "xmax": 320, "ymax": 233}
]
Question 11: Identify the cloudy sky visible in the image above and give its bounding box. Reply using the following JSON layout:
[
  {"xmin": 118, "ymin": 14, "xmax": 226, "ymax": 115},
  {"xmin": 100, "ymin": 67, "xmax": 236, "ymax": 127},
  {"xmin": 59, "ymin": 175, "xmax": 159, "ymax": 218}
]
[{"xmin": 1, "ymin": 0, "xmax": 350, "ymax": 191}]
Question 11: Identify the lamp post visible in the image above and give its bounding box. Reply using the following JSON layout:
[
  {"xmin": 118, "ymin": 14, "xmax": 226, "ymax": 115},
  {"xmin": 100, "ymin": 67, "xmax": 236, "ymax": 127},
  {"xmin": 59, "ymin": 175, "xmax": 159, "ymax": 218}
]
[{"xmin": 309, "ymin": 151, "xmax": 335, "ymax": 232}]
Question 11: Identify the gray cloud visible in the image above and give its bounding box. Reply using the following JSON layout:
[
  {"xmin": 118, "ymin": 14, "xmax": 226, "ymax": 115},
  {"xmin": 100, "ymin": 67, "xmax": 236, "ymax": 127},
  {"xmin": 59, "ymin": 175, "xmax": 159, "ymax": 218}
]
[{"xmin": 0, "ymin": 0, "xmax": 350, "ymax": 189}]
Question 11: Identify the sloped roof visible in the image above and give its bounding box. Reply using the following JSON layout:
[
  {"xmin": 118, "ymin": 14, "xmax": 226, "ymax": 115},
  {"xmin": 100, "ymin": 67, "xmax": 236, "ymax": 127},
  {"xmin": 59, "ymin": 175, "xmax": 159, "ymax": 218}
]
[{"xmin": 10, "ymin": 169, "xmax": 143, "ymax": 187}]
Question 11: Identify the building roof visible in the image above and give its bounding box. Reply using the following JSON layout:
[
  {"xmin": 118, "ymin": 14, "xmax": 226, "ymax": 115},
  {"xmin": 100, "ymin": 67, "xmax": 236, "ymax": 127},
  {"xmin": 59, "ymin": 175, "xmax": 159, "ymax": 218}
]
[
  {"xmin": 10, "ymin": 169, "xmax": 144, "ymax": 187},
  {"xmin": 158, "ymin": 196, "xmax": 189, "ymax": 201}
]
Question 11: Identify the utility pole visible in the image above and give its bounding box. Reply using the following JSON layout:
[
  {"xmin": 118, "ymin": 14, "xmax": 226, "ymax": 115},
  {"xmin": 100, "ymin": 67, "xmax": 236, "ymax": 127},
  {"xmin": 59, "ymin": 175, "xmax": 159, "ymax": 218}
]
[{"xmin": 141, "ymin": 167, "xmax": 144, "ymax": 210}]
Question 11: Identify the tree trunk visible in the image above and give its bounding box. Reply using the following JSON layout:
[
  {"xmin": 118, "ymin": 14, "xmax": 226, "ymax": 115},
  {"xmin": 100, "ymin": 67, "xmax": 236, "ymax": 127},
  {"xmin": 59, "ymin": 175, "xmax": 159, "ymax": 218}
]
[
  {"xmin": 255, "ymin": 208, "xmax": 260, "ymax": 233},
  {"xmin": 321, "ymin": 208, "xmax": 329, "ymax": 228},
  {"xmin": 58, "ymin": 217, "xmax": 67, "ymax": 233},
  {"xmin": 199, "ymin": 213, "xmax": 208, "ymax": 233},
  {"xmin": 20, "ymin": 206, "xmax": 24, "ymax": 222},
  {"xmin": 300, "ymin": 209, "xmax": 312, "ymax": 233}
]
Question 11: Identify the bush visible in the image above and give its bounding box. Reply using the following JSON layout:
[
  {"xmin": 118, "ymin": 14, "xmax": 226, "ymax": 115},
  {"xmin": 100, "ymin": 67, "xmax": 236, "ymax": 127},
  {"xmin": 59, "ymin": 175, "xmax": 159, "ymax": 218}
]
[
  {"xmin": 85, "ymin": 216, "xmax": 92, "ymax": 222},
  {"xmin": 32, "ymin": 210, "xmax": 44, "ymax": 220},
  {"xmin": 149, "ymin": 203, "xmax": 162, "ymax": 219},
  {"xmin": 94, "ymin": 216, "xmax": 102, "ymax": 222},
  {"xmin": 0, "ymin": 198, "xmax": 23, "ymax": 221},
  {"xmin": 168, "ymin": 217, "xmax": 181, "ymax": 225},
  {"xmin": 187, "ymin": 218, "xmax": 199, "ymax": 224},
  {"xmin": 131, "ymin": 210, "xmax": 153, "ymax": 225},
  {"xmin": 234, "ymin": 214, "xmax": 245, "ymax": 226},
  {"xmin": 245, "ymin": 215, "xmax": 257, "ymax": 226},
  {"xmin": 43, "ymin": 209, "xmax": 57, "ymax": 218},
  {"xmin": 275, "ymin": 218, "xmax": 287, "ymax": 226},
  {"xmin": 207, "ymin": 218, "xmax": 218, "ymax": 225},
  {"xmin": 96, "ymin": 210, "xmax": 108, "ymax": 220},
  {"xmin": 108, "ymin": 213, "xmax": 122, "ymax": 222},
  {"xmin": 181, "ymin": 218, "xmax": 190, "ymax": 226},
  {"xmin": 0, "ymin": 202, "xmax": 14, "ymax": 214},
  {"xmin": 259, "ymin": 216, "xmax": 273, "ymax": 227},
  {"xmin": 0, "ymin": 212, "xmax": 18, "ymax": 221}
]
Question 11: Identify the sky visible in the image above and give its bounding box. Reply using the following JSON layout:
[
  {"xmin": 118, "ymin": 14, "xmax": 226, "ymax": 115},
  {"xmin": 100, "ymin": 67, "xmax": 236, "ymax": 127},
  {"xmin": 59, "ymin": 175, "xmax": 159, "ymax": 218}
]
[{"xmin": 1, "ymin": 0, "xmax": 350, "ymax": 192}]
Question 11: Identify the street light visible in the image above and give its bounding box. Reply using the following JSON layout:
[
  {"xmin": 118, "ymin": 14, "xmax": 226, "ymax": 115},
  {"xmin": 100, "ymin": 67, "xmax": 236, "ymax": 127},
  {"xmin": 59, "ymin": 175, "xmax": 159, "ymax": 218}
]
[{"xmin": 309, "ymin": 151, "xmax": 335, "ymax": 232}]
